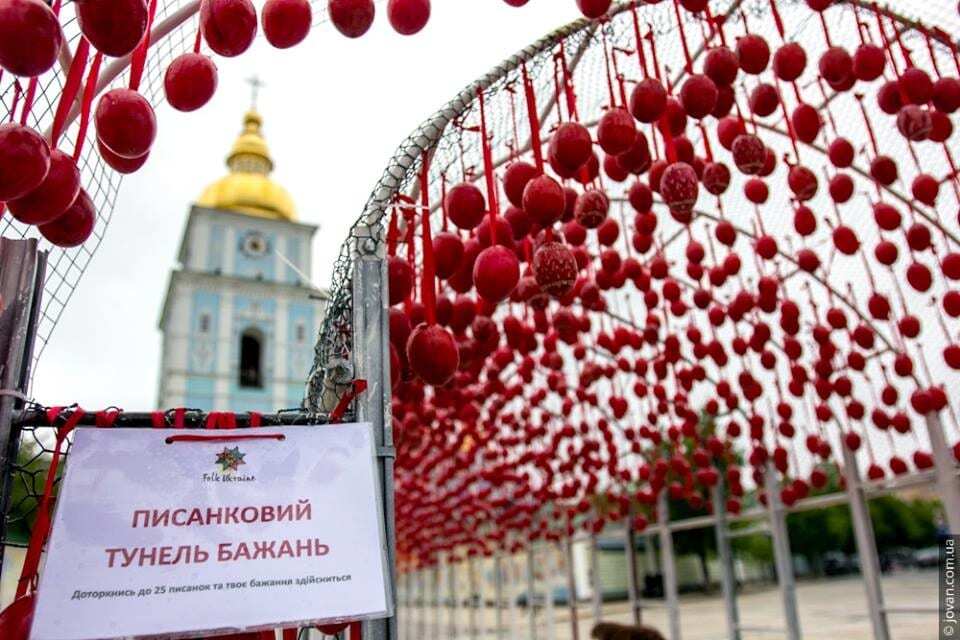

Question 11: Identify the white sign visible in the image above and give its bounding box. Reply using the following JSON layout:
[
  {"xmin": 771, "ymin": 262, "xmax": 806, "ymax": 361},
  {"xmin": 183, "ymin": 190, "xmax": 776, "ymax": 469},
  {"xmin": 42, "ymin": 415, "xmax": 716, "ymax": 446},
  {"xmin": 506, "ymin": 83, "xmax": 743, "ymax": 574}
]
[{"xmin": 31, "ymin": 424, "xmax": 392, "ymax": 640}]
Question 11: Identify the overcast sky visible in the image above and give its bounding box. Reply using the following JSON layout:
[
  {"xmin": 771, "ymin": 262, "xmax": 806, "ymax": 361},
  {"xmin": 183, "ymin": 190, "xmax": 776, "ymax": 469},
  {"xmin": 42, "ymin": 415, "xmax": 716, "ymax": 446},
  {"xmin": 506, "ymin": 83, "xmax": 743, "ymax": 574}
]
[{"xmin": 30, "ymin": 2, "xmax": 585, "ymax": 410}]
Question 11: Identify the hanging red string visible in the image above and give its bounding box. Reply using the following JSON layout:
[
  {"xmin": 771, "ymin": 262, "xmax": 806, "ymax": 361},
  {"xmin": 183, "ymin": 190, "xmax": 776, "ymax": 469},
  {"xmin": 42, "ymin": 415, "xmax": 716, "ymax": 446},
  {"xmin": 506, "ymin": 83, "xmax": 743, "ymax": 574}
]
[
  {"xmin": 129, "ymin": 0, "xmax": 158, "ymax": 91},
  {"xmin": 50, "ymin": 39, "xmax": 91, "ymax": 148},
  {"xmin": 630, "ymin": 6, "xmax": 650, "ymax": 78},
  {"xmin": 521, "ymin": 63, "xmax": 545, "ymax": 172},
  {"xmin": 477, "ymin": 87, "xmax": 499, "ymax": 233},
  {"xmin": 73, "ymin": 52, "xmax": 104, "ymax": 161},
  {"xmin": 419, "ymin": 151, "xmax": 438, "ymax": 325}
]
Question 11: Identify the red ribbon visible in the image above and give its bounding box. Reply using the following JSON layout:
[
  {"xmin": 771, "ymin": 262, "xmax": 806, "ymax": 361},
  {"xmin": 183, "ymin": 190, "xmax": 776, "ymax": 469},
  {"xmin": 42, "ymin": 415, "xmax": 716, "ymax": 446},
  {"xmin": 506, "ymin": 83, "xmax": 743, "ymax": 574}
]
[
  {"xmin": 73, "ymin": 51, "xmax": 103, "ymax": 161},
  {"xmin": 521, "ymin": 64, "xmax": 545, "ymax": 173},
  {"xmin": 419, "ymin": 152, "xmax": 438, "ymax": 325},
  {"xmin": 476, "ymin": 87, "xmax": 499, "ymax": 230},
  {"xmin": 50, "ymin": 38, "xmax": 90, "ymax": 147},
  {"xmin": 129, "ymin": 0, "xmax": 158, "ymax": 91},
  {"xmin": 330, "ymin": 379, "xmax": 369, "ymax": 424}
]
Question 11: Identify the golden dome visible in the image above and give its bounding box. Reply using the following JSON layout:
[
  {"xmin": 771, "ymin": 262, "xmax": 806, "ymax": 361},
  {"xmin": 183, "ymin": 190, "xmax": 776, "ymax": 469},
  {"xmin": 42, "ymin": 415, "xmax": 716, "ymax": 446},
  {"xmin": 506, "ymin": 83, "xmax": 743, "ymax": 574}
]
[{"xmin": 197, "ymin": 109, "xmax": 296, "ymax": 221}]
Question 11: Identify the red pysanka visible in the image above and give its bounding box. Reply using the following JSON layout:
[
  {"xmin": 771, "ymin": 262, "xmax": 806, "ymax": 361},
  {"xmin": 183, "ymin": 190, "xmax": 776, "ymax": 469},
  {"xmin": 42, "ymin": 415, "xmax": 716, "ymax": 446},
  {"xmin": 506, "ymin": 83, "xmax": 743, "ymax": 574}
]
[
  {"xmin": 387, "ymin": 0, "xmax": 430, "ymax": 35},
  {"xmin": 828, "ymin": 137, "xmax": 854, "ymax": 168},
  {"xmin": 503, "ymin": 162, "xmax": 538, "ymax": 208},
  {"xmin": 262, "ymin": 0, "xmax": 312, "ymax": 48},
  {"xmin": 473, "ymin": 245, "xmax": 520, "ymax": 303},
  {"xmin": 900, "ymin": 67, "xmax": 934, "ymax": 105},
  {"xmin": 522, "ymin": 175, "xmax": 565, "ymax": 227},
  {"xmin": 164, "ymin": 53, "xmax": 218, "ymax": 112},
  {"xmin": 703, "ymin": 46, "xmax": 739, "ymax": 86},
  {"xmin": 702, "ymin": 162, "xmax": 731, "ymax": 195},
  {"xmin": 76, "ymin": 0, "xmax": 148, "ymax": 57},
  {"xmin": 853, "ymin": 43, "xmax": 886, "ymax": 81},
  {"xmin": 731, "ymin": 134, "xmax": 766, "ymax": 175},
  {"xmin": 97, "ymin": 139, "xmax": 149, "ymax": 174},
  {"xmin": 680, "ymin": 75, "xmax": 718, "ymax": 119},
  {"xmin": 549, "ymin": 122, "xmax": 593, "ymax": 172},
  {"xmin": 629, "ymin": 78, "xmax": 667, "ymax": 123},
  {"xmin": 791, "ymin": 103, "xmax": 821, "ymax": 143},
  {"xmin": 933, "ymin": 77, "xmax": 960, "ymax": 114},
  {"xmin": 200, "ymin": 0, "xmax": 258, "ymax": 57},
  {"xmin": 576, "ymin": 0, "xmax": 611, "ymax": 18},
  {"xmin": 749, "ymin": 83, "xmax": 779, "ymax": 117},
  {"xmin": 533, "ymin": 241, "xmax": 578, "ymax": 297},
  {"xmin": 772, "ymin": 42, "xmax": 807, "ymax": 81},
  {"xmin": 597, "ymin": 107, "xmax": 637, "ymax": 155},
  {"xmin": 0, "ymin": 123, "xmax": 50, "ymax": 201},
  {"xmin": 896, "ymin": 105, "xmax": 932, "ymax": 141},
  {"xmin": 0, "ymin": 0, "xmax": 62, "ymax": 77},
  {"xmin": 328, "ymin": 0, "xmax": 375, "ymax": 38},
  {"xmin": 787, "ymin": 165, "xmax": 818, "ymax": 201},
  {"xmin": 39, "ymin": 190, "xmax": 96, "ymax": 248},
  {"xmin": 406, "ymin": 323, "xmax": 459, "ymax": 386},
  {"xmin": 574, "ymin": 190, "xmax": 609, "ymax": 229},
  {"xmin": 445, "ymin": 183, "xmax": 486, "ymax": 230},
  {"xmin": 660, "ymin": 162, "xmax": 699, "ymax": 220},
  {"xmin": 432, "ymin": 231, "xmax": 464, "ymax": 279},
  {"xmin": 387, "ymin": 255, "xmax": 414, "ymax": 305},
  {"xmin": 96, "ymin": 89, "xmax": 157, "ymax": 159},
  {"xmin": 736, "ymin": 34, "xmax": 770, "ymax": 74},
  {"xmin": 8, "ymin": 149, "xmax": 81, "ymax": 225},
  {"xmin": 818, "ymin": 46, "xmax": 853, "ymax": 85}
]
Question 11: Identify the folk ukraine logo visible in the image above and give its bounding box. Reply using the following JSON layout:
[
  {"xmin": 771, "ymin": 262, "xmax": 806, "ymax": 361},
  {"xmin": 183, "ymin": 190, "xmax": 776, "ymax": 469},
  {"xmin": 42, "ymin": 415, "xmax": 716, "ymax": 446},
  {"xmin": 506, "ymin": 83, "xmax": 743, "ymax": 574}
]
[{"xmin": 215, "ymin": 446, "xmax": 246, "ymax": 475}]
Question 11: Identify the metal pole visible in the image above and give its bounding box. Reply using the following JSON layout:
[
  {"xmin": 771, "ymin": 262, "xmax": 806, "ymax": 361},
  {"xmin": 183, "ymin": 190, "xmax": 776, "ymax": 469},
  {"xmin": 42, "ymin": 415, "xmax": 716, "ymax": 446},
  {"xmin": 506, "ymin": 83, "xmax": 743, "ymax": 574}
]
[
  {"xmin": 0, "ymin": 239, "xmax": 44, "ymax": 581},
  {"xmin": 712, "ymin": 482, "xmax": 741, "ymax": 640},
  {"xmin": 527, "ymin": 545, "xmax": 537, "ymax": 640},
  {"xmin": 545, "ymin": 545, "xmax": 556, "ymax": 640},
  {"xmin": 494, "ymin": 553, "xmax": 505, "ymax": 640},
  {"xmin": 352, "ymin": 256, "xmax": 397, "ymax": 640},
  {"xmin": 419, "ymin": 571, "xmax": 427, "ymax": 640},
  {"xmin": 764, "ymin": 459, "xmax": 802, "ymax": 640},
  {"xmin": 657, "ymin": 492, "xmax": 681, "ymax": 640},
  {"xmin": 841, "ymin": 441, "xmax": 891, "ymax": 640},
  {"xmin": 448, "ymin": 558, "xmax": 458, "ymax": 640},
  {"xmin": 565, "ymin": 539, "xmax": 581, "ymax": 640},
  {"xmin": 405, "ymin": 572, "xmax": 414, "ymax": 640},
  {"xmin": 468, "ymin": 557, "xmax": 478, "ymax": 640},
  {"xmin": 590, "ymin": 535, "xmax": 603, "ymax": 625},
  {"xmin": 925, "ymin": 412, "xmax": 960, "ymax": 533},
  {"xmin": 625, "ymin": 522, "xmax": 643, "ymax": 625},
  {"xmin": 434, "ymin": 564, "xmax": 442, "ymax": 640}
]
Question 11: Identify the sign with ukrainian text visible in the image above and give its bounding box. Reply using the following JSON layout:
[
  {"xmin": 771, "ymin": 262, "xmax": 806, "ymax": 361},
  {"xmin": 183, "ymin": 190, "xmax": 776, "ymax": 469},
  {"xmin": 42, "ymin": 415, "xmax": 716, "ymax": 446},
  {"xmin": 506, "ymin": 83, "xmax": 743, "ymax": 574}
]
[{"xmin": 30, "ymin": 424, "xmax": 391, "ymax": 640}]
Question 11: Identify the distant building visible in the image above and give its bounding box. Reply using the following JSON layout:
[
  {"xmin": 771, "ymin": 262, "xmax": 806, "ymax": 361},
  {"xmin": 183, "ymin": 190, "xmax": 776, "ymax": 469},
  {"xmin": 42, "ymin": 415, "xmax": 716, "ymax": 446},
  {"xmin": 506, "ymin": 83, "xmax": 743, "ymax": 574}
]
[{"xmin": 158, "ymin": 108, "xmax": 327, "ymax": 412}]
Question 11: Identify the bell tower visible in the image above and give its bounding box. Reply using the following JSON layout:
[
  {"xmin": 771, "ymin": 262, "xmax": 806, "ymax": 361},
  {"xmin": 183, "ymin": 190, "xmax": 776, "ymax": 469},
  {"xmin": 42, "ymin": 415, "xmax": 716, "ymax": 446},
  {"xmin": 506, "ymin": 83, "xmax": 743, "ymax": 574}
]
[{"xmin": 157, "ymin": 99, "xmax": 327, "ymax": 412}]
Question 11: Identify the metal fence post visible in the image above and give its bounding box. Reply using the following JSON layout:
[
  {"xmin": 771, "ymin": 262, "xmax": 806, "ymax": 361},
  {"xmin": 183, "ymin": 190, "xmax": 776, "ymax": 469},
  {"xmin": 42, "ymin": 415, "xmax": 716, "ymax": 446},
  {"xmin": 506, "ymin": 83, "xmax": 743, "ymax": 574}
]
[
  {"xmin": 527, "ymin": 545, "xmax": 537, "ymax": 640},
  {"xmin": 565, "ymin": 539, "xmax": 581, "ymax": 640},
  {"xmin": 468, "ymin": 556, "xmax": 478, "ymax": 640},
  {"xmin": 657, "ymin": 492, "xmax": 681, "ymax": 640},
  {"xmin": 764, "ymin": 460, "xmax": 802, "ymax": 640},
  {"xmin": 448, "ymin": 557, "xmax": 458, "ymax": 640},
  {"xmin": 433, "ymin": 564, "xmax": 442, "ymax": 640},
  {"xmin": 494, "ymin": 552, "xmax": 505, "ymax": 640},
  {"xmin": 590, "ymin": 535, "xmax": 603, "ymax": 625},
  {"xmin": 925, "ymin": 412, "xmax": 960, "ymax": 533},
  {"xmin": 712, "ymin": 482, "xmax": 741, "ymax": 640},
  {"xmin": 545, "ymin": 545, "xmax": 556, "ymax": 640},
  {"xmin": 841, "ymin": 441, "xmax": 891, "ymax": 640},
  {"xmin": 625, "ymin": 522, "xmax": 643, "ymax": 625},
  {"xmin": 352, "ymin": 256, "xmax": 397, "ymax": 640}
]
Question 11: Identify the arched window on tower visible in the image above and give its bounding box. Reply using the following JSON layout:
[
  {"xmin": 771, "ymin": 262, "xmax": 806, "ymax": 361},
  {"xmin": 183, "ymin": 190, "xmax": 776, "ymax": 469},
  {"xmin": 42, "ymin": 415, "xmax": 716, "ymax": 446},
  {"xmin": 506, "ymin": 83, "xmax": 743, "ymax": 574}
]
[{"xmin": 239, "ymin": 328, "xmax": 264, "ymax": 388}]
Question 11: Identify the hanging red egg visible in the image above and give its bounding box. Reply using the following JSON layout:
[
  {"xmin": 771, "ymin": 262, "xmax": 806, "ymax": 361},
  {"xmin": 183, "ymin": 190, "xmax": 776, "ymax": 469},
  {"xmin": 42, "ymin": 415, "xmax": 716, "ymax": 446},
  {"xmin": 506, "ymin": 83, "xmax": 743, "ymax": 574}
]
[
  {"xmin": 736, "ymin": 34, "xmax": 770, "ymax": 75},
  {"xmin": 262, "ymin": 0, "xmax": 312, "ymax": 48},
  {"xmin": 788, "ymin": 165, "xmax": 818, "ymax": 201},
  {"xmin": 827, "ymin": 138, "xmax": 854, "ymax": 168},
  {"xmin": 445, "ymin": 183, "xmax": 486, "ymax": 230},
  {"xmin": 818, "ymin": 46, "xmax": 853, "ymax": 85},
  {"xmin": 95, "ymin": 88, "xmax": 156, "ymax": 159},
  {"xmin": 912, "ymin": 174, "xmax": 940, "ymax": 206},
  {"xmin": 433, "ymin": 231, "xmax": 464, "ymax": 279},
  {"xmin": 791, "ymin": 103, "xmax": 821, "ymax": 143},
  {"xmin": 900, "ymin": 67, "xmax": 933, "ymax": 105},
  {"xmin": 772, "ymin": 42, "xmax": 807, "ymax": 81},
  {"xmin": 573, "ymin": 189, "xmax": 609, "ymax": 229},
  {"xmin": 877, "ymin": 81, "xmax": 903, "ymax": 115},
  {"xmin": 852, "ymin": 43, "xmax": 886, "ymax": 81},
  {"xmin": 896, "ymin": 105, "xmax": 932, "ymax": 141},
  {"xmin": 473, "ymin": 245, "xmax": 520, "ymax": 303},
  {"xmin": 0, "ymin": 0, "xmax": 62, "ymax": 77},
  {"xmin": 576, "ymin": 0, "xmax": 611, "ymax": 18},
  {"xmin": 387, "ymin": 0, "xmax": 430, "ymax": 35},
  {"xmin": 164, "ymin": 53, "xmax": 218, "ymax": 112},
  {"xmin": 39, "ymin": 189, "xmax": 95, "ymax": 248},
  {"xmin": 503, "ymin": 162, "xmax": 538, "ymax": 208},
  {"xmin": 387, "ymin": 255, "xmax": 414, "ymax": 305},
  {"xmin": 533, "ymin": 241, "xmax": 577, "ymax": 297},
  {"xmin": 597, "ymin": 107, "xmax": 637, "ymax": 155},
  {"xmin": 748, "ymin": 83, "xmax": 779, "ymax": 117},
  {"xmin": 0, "ymin": 123, "xmax": 50, "ymax": 201},
  {"xmin": 702, "ymin": 162, "xmax": 730, "ymax": 195},
  {"xmin": 200, "ymin": 0, "xmax": 258, "ymax": 57},
  {"xmin": 869, "ymin": 155, "xmax": 897, "ymax": 186},
  {"xmin": 76, "ymin": 0, "xmax": 148, "ymax": 57},
  {"xmin": 828, "ymin": 173, "xmax": 853, "ymax": 203},
  {"xmin": 549, "ymin": 122, "xmax": 593, "ymax": 172},
  {"xmin": 933, "ymin": 77, "xmax": 960, "ymax": 114},
  {"xmin": 7, "ymin": 149, "xmax": 80, "ymax": 225},
  {"xmin": 704, "ymin": 46, "xmax": 739, "ymax": 86},
  {"xmin": 716, "ymin": 116, "xmax": 745, "ymax": 150},
  {"xmin": 406, "ymin": 323, "xmax": 459, "ymax": 386},
  {"xmin": 630, "ymin": 78, "xmax": 667, "ymax": 123},
  {"xmin": 522, "ymin": 175, "xmax": 565, "ymax": 227},
  {"xmin": 731, "ymin": 134, "xmax": 765, "ymax": 175},
  {"xmin": 328, "ymin": 0, "xmax": 375, "ymax": 38},
  {"xmin": 679, "ymin": 74, "xmax": 718, "ymax": 119},
  {"xmin": 97, "ymin": 138, "xmax": 149, "ymax": 174},
  {"xmin": 660, "ymin": 162, "xmax": 699, "ymax": 221}
]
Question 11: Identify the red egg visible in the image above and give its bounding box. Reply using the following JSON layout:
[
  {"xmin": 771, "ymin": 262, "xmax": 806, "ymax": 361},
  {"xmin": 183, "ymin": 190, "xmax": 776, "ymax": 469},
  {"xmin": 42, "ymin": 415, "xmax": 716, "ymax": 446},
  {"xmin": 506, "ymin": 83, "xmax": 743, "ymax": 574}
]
[
  {"xmin": 262, "ymin": 0, "xmax": 312, "ymax": 48},
  {"xmin": 597, "ymin": 107, "xmax": 637, "ymax": 155},
  {"xmin": 702, "ymin": 162, "xmax": 730, "ymax": 195},
  {"xmin": 0, "ymin": 0, "xmax": 62, "ymax": 77},
  {"xmin": 716, "ymin": 116, "xmax": 745, "ymax": 150},
  {"xmin": 503, "ymin": 162, "xmax": 538, "ymax": 208},
  {"xmin": 819, "ymin": 46, "xmax": 853, "ymax": 86},
  {"xmin": 576, "ymin": 0, "xmax": 611, "ymax": 18},
  {"xmin": 896, "ymin": 105, "xmax": 932, "ymax": 141},
  {"xmin": 736, "ymin": 34, "xmax": 770, "ymax": 74},
  {"xmin": 573, "ymin": 189, "xmax": 609, "ymax": 229},
  {"xmin": 164, "ymin": 53, "xmax": 218, "ymax": 112},
  {"xmin": 328, "ymin": 0, "xmax": 375, "ymax": 38},
  {"xmin": 549, "ymin": 122, "xmax": 592, "ymax": 172},
  {"xmin": 533, "ymin": 241, "xmax": 577, "ymax": 297},
  {"xmin": 900, "ymin": 66, "xmax": 933, "ymax": 105},
  {"xmin": 76, "ymin": 0, "xmax": 148, "ymax": 57},
  {"xmin": 772, "ymin": 42, "xmax": 806, "ymax": 81},
  {"xmin": 201, "ymin": 0, "xmax": 258, "ymax": 57},
  {"xmin": 629, "ymin": 78, "xmax": 667, "ymax": 123},
  {"xmin": 387, "ymin": 255, "xmax": 414, "ymax": 305},
  {"xmin": 869, "ymin": 155, "xmax": 897, "ymax": 186},
  {"xmin": 473, "ymin": 245, "xmax": 520, "ymax": 303},
  {"xmin": 97, "ymin": 138, "xmax": 149, "ymax": 174},
  {"xmin": 828, "ymin": 137, "xmax": 854, "ymax": 168},
  {"xmin": 912, "ymin": 174, "xmax": 939, "ymax": 206},
  {"xmin": 387, "ymin": 0, "xmax": 430, "ymax": 35},
  {"xmin": 7, "ymin": 149, "xmax": 80, "ymax": 225},
  {"xmin": 852, "ymin": 43, "xmax": 885, "ymax": 81},
  {"xmin": 679, "ymin": 74, "xmax": 718, "ymax": 120},
  {"xmin": 433, "ymin": 231, "xmax": 464, "ymax": 279},
  {"xmin": 660, "ymin": 162, "xmax": 699, "ymax": 220},
  {"xmin": 95, "ymin": 88, "xmax": 156, "ymax": 159},
  {"xmin": 406, "ymin": 323, "xmax": 459, "ymax": 386},
  {"xmin": 877, "ymin": 80, "xmax": 903, "ymax": 115},
  {"xmin": 39, "ymin": 189, "xmax": 96, "ymax": 248},
  {"xmin": 0, "ymin": 123, "xmax": 50, "ymax": 201},
  {"xmin": 933, "ymin": 77, "xmax": 960, "ymax": 114},
  {"xmin": 788, "ymin": 165, "xmax": 818, "ymax": 201},
  {"xmin": 628, "ymin": 181, "xmax": 652, "ymax": 212},
  {"xmin": 731, "ymin": 134, "xmax": 765, "ymax": 175},
  {"xmin": 744, "ymin": 178, "xmax": 769, "ymax": 204},
  {"xmin": 703, "ymin": 46, "xmax": 739, "ymax": 86},
  {"xmin": 749, "ymin": 83, "xmax": 779, "ymax": 117},
  {"xmin": 445, "ymin": 183, "xmax": 486, "ymax": 230},
  {"xmin": 616, "ymin": 133, "xmax": 651, "ymax": 175},
  {"xmin": 828, "ymin": 173, "xmax": 853, "ymax": 203},
  {"xmin": 522, "ymin": 175, "xmax": 565, "ymax": 227},
  {"xmin": 791, "ymin": 103, "xmax": 821, "ymax": 143}
]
